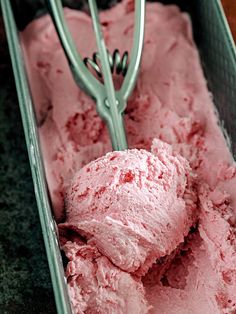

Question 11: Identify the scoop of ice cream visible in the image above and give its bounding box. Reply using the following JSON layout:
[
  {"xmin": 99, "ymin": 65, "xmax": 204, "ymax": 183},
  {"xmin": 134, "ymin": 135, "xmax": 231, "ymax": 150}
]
[
  {"xmin": 63, "ymin": 241, "xmax": 150, "ymax": 314},
  {"xmin": 63, "ymin": 140, "xmax": 198, "ymax": 275}
]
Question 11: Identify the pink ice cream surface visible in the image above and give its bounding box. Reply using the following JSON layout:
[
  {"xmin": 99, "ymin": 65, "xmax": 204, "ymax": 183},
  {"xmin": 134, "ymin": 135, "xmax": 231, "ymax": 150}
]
[
  {"xmin": 63, "ymin": 241, "xmax": 150, "ymax": 314},
  {"xmin": 64, "ymin": 145, "xmax": 197, "ymax": 275},
  {"xmin": 21, "ymin": 1, "xmax": 236, "ymax": 313}
]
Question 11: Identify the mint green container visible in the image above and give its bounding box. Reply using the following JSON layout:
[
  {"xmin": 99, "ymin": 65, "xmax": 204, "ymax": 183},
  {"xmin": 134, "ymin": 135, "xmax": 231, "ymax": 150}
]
[{"xmin": 1, "ymin": 1, "xmax": 236, "ymax": 313}]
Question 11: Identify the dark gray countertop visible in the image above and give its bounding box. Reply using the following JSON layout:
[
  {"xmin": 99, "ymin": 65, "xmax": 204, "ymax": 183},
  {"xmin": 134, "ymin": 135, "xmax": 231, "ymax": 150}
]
[{"xmin": 0, "ymin": 16, "xmax": 56, "ymax": 314}]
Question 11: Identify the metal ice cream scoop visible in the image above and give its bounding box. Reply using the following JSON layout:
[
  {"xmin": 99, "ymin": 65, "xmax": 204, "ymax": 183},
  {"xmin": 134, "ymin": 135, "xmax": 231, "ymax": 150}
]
[{"xmin": 46, "ymin": 0, "xmax": 145, "ymax": 151}]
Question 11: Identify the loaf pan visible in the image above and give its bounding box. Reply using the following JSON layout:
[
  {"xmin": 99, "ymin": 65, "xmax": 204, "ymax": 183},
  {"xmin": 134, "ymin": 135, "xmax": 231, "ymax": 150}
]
[{"xmin": 1, "ymin": 0, "xmax": 236, "ymax": 313}]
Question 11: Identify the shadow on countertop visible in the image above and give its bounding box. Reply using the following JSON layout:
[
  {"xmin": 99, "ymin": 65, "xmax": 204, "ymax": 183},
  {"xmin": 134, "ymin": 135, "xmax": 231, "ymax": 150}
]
[{"xmin": 0, "ymin": 15, "xmax": 56, "ymax": 314}]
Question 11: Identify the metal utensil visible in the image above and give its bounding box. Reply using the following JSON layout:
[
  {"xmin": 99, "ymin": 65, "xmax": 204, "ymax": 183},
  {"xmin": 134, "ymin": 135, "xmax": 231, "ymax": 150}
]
[{"xmin": 46, "ymin": 0, "xmax": 145, "ymax": 151}]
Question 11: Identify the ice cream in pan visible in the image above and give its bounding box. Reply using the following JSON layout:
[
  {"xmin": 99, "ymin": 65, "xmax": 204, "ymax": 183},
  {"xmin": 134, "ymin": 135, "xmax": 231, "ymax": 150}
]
[{"xmin": 21, "ymin": 0, "xmax": 236, "ymax": 313}]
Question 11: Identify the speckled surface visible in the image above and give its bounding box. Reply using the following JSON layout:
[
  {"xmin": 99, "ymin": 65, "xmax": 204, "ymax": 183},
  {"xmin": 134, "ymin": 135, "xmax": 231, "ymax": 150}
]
[{"xmin": 0, "ymin": 16, "xmax": 56, "ymax": 314}]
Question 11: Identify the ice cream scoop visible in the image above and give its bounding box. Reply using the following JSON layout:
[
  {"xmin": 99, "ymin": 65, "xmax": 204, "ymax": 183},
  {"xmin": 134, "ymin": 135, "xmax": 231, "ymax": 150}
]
[
  {"xmin": 46, "ymin": 0, "xmax": 145, "ymax": 151},
  {"xmin": 62, "ymin": 140, "xmax": 198, "ymax": 276}
]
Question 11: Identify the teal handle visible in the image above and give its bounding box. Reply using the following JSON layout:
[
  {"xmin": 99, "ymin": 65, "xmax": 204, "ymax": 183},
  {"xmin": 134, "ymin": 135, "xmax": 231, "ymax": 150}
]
[
  {"xmin": 88, "ymin": 0, "xmax": 128, "ymax": 150},
  {"xmin": 46, "ymin": 0, "xmax": 104, "ymax": 99},
  {"xmin": 121, "ymin": 0, "xmax": 146, "ymax": 102},
  {"xmin": 96, "ymin": 98, "xmax": 128, "ymax": 151}
]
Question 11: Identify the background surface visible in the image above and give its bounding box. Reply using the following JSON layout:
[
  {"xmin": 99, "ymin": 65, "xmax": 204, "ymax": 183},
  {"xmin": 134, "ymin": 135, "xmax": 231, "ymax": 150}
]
[{"xmin": 0, "ymin": 1, "xmax": 235, "ymax": 313}]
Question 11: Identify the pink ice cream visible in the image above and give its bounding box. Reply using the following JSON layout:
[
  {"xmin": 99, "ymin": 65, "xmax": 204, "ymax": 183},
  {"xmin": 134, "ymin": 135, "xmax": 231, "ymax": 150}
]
[
  {"xmin": 64, "ymin": 145, "xmax": 197, "ymax": 275},
  {"xmin": 21, "ymin": 1, "xmax": 236, "ymax": 313},
  {"xmin": 63, "ymin": 241, "xmax": 150, "ymax": 314}
]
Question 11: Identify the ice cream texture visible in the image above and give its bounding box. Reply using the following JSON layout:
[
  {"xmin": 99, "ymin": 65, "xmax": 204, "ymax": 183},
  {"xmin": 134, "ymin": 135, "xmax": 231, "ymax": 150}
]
[
  {"xmin": 65, "ymin": 146, "xmax": 197, "ymax": 276},
  {"xmin": 21, "ymin": 1, "xmax": 236, "ymax": 313}
]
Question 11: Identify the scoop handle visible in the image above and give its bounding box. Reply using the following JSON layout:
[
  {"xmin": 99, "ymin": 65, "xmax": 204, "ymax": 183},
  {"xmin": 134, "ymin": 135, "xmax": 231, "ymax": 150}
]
[
  {"xmin": 88, "ymin": 0, "xmax": 128, "ymax": 150},
  {"xmin": 121, "ymin": 0, "xmax": 146, "ymax": 101},
  {"xmin": 46, "ymin": 0, "xmax": 103, "ymax": 98}
]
